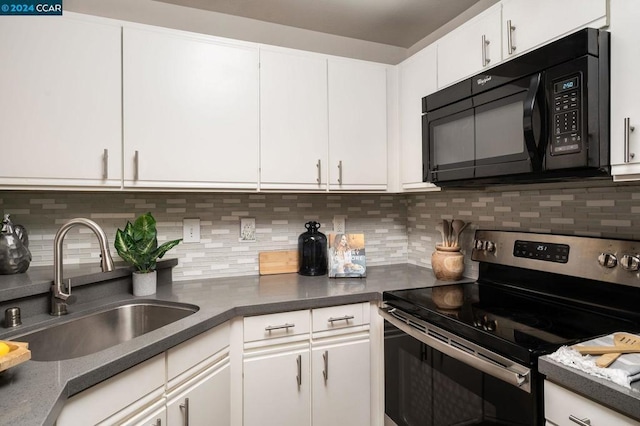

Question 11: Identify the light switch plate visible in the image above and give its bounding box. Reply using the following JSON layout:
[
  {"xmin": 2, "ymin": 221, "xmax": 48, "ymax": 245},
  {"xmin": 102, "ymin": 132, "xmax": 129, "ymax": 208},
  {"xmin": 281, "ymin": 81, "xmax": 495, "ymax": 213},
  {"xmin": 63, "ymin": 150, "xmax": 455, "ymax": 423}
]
[{"xmin": 183, "ymin": 218, "xmax": 200, "ymax": 243}]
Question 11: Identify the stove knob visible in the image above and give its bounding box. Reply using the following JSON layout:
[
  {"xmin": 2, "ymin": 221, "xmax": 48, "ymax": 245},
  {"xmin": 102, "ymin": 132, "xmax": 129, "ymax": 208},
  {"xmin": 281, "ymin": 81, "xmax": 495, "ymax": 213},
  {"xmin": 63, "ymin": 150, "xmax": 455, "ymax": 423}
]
[
  {"xmin": 474, "ymin": 239, "xmax": 485, "ymax": 250},
  {"xmin": 597, "ymin": 252, "xmax": 618, "ymax": 268},
  {"xmin": 485, "ymin": 241, "xmax": 496, "ymax": 252},
  {"xmin": 620, "ymin": 254, "xmax": 640, "ymax": 271}
]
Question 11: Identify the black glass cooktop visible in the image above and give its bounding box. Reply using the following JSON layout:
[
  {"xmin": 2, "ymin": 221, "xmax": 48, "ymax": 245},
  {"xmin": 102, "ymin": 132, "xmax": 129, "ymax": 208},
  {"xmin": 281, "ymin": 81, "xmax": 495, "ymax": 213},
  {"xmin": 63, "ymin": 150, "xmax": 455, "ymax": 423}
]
[{"xmin": 383, "ymin": 282, "xmax": 640, "ymax": 366}]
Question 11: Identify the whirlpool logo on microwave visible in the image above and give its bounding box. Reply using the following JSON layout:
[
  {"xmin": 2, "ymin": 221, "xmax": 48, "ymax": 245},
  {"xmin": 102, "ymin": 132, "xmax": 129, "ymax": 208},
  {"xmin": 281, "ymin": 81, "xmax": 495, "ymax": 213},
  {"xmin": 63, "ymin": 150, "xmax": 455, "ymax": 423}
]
[
  {"xmin": 0, "ymin": 0, "xmax": 62, "ymax": 15},
  {"xmin": 476, "ymin": 76, "xmax": 493, "ymax": 86}
]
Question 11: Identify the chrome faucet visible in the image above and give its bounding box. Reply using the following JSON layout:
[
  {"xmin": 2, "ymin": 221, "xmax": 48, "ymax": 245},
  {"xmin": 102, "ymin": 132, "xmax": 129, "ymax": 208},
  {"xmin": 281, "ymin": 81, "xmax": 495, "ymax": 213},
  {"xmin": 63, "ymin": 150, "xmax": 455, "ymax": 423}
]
[{"xmin": 52, "ymin": 218, "xmax": 115, "ymax": 316}]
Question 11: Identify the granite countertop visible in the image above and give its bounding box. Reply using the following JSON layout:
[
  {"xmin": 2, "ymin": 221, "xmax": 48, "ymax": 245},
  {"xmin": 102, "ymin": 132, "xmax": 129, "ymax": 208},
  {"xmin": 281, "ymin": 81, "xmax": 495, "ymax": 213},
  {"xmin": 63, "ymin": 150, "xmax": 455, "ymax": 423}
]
[
  {"xmin": 0, "ymin": 263, "xmax": 457, "ymax": 426},
  {"xmin": 539, "ymin": 356, "xmax": 640, "ymax": 421}
]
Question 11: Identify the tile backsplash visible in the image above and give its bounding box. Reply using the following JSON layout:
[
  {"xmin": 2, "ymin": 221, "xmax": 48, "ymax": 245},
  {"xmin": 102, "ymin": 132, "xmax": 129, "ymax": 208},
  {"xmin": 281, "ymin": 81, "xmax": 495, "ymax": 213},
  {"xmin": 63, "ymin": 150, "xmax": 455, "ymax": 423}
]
[
  {"xmin": 2, "ymin": 181, "xmax": 639, "ymax": 282},
  {"xmin": 0, "ymin": 192, "xmax": 407, "ymax": 281}
]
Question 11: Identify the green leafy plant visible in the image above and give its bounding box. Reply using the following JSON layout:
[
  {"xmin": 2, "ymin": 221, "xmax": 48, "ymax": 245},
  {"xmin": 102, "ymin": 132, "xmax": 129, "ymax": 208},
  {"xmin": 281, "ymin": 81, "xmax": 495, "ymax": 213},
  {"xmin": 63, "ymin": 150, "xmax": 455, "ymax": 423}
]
[{"xmin": 114, "ymin": 212, "xmax": 181, "ymax": 273}]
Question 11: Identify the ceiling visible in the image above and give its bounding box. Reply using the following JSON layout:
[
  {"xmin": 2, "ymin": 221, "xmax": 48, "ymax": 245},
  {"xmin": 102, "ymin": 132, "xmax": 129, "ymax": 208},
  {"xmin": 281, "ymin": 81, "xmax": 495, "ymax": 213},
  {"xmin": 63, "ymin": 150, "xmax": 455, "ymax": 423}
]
[{"xmin": 155, "ymin": 0, "xmax": 484, "ymax": 48}]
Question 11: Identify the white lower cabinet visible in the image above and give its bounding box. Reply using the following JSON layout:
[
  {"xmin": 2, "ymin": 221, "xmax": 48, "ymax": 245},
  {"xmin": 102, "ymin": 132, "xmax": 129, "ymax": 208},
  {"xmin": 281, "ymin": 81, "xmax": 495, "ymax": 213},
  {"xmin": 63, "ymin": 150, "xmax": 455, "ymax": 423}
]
[
  {"xmin": 242, "ymin": 303, "xmax": 371, "ymax": 426},
  {"xmin": 166, "ymin": 359, "xmax": 231, "ymax": 425},
  {"xmin": 311, "ymin": 336, "xmax": 370, "ymax": 426},
  {"xmin": 56, "ymin": 355, "xmax": 166, "ymax": 426},
  {"xmin": 544, "ymin": 380, "xmax": 640, "ymax": 426},
  {"xmin": 56, "ymin": 323, "xmax": 231, "ymax": 426},
  {"xmin": 243, "ymin": 343, "xmax": 311, "ymax": 426}
]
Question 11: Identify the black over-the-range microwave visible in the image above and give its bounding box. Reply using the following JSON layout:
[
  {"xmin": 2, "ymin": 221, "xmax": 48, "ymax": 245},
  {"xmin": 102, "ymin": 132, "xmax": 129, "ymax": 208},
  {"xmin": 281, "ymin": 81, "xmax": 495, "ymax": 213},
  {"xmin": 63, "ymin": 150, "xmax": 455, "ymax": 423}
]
[{"xmin": 422, "ymin": 28, "xmax": 610, "ymax": 187}]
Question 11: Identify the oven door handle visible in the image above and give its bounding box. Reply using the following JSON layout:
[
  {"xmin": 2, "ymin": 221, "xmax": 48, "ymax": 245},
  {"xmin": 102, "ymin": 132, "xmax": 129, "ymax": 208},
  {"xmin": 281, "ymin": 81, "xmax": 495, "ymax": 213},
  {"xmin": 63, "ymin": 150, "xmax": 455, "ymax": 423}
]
[{"xmin": 380, "ymin": 307, "xmax": 531, "ymax": 393}]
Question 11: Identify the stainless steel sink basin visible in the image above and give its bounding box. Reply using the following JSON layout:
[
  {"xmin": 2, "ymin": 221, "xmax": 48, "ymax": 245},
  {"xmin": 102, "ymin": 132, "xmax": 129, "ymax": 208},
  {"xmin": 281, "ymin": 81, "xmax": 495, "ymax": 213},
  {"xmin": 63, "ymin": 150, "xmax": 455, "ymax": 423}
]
[{"xmin": 13, "ymin": 300, "xmax": 199, "ymax": 361}]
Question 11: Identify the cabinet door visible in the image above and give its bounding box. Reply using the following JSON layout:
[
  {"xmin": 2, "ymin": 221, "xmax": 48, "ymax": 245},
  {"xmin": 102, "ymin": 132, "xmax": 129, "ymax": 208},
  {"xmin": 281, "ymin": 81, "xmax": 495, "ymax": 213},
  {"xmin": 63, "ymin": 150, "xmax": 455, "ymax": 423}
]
[
  {"xmin": 328, "ymin": 59, "xmax": 388, "ymax": 190},
  {"xmin": 610, "ymin": 0, "xmax": 640, "ymax": 179},
  {"xmin": 166, "ymin": 360, "xmax": 231, "ymax": 426},
  {"xmin": 244, "ymin": 347, "xmax": 311, "ymax": 426},
  {"xmin": 259, "ymin": 49, "xmax": 329, "ymax": 191},
  {"xmin": 544, "ymin": 380, "xmax": 640, "ymax": 425},
  {"xmin": 398, "ymin": 44, "xmax": 439, "ymax": 191},
  {"xmin": 312, "ymin": 337, "xmax": 370, "ymax": 426},
  {"xmin": 437, "ymin": 3, "xmax": 502, "ymax": 89},
  {"xmin": 0, "ymin": 14, "xmax": 122, "ymax": 188},
  {"xmin": 123, "ymin": 26, "xmax": 259, "ymax": 190},
  {"xmin": 501, "ymin": 0, "xmax": 607, "ymax": 59}
]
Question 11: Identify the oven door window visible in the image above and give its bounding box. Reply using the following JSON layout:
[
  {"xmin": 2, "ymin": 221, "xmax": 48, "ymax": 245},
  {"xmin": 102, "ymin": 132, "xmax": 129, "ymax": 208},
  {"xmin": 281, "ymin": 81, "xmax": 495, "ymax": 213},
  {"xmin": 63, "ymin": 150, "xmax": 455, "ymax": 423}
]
[{"xmin": 385, "ymin": 322, "xmax": 536, "ymax": 426}]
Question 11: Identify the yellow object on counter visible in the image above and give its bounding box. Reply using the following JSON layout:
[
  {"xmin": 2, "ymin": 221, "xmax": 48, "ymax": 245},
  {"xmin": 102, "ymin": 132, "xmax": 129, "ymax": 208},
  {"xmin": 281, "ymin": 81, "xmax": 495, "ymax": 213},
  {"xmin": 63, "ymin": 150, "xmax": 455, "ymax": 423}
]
[{"xmin": 0, "ymin": 341, "xmax": 10, "ymax": 356}]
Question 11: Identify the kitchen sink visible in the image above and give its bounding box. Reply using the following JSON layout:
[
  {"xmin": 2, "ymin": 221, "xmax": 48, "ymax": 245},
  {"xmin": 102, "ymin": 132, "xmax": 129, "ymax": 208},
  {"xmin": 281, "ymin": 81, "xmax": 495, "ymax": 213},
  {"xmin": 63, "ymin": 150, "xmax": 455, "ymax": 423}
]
[{"xmin": 13, "ymin": 300, "xmax": 199, "ymax": 361}]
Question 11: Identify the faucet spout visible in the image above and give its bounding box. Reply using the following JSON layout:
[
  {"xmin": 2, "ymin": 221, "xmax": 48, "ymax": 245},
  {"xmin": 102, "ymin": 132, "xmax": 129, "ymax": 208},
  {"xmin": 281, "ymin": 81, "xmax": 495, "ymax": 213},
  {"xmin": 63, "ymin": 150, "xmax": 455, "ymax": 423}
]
[{"xmin": 52, "ymin": 218, "xmax": 115, "ymax": 316}]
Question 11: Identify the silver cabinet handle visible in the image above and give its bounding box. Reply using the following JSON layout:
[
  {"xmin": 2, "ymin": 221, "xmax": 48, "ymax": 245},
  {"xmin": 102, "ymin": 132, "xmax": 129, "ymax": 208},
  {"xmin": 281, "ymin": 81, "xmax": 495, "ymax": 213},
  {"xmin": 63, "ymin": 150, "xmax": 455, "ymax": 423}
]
[
  {"xmin": 316, "ymin": 159, "xmax": 322, "ymax": 184},
  {"xmin": 481, "ymin": 34, "xmax": 490, "ymax": 66},
  {"xmin": 296, "ymin": 354, "xmax": 302, "ymax": 387},
  {"xmin": 134, "ymin": 150, "xmax": 140, "ymax": 181},
  {"xmin": 179, "ymin": 397, "xmax": 189, "ymax": 426},
  {"xmin": 507, "ymin": 20, "xmax": 516, "ymax": 55},
  {"xmin": 337, "ymin": 160, "xmax": 343, "ymax": 184},
  {"xmin": 102, "ymin": 149, "xmax": 108, "ymax": 179},
  {"xmin": 327, "ymin": 315, "xmax": 355, "ymax": 324},
  {"xmin": 569, "ymin": 415, "xmax": 591, "ymax": 426},
  {"xmin": 624, "ymin": 117, "xmax": 636, "ymax": 163},
  {"xmin": 322, "ymin": 350, "xmax": 328, "ymax": 382},
  {"xmin": 265, "ymin": 323, "xmax": 295, "ymax": 332}
]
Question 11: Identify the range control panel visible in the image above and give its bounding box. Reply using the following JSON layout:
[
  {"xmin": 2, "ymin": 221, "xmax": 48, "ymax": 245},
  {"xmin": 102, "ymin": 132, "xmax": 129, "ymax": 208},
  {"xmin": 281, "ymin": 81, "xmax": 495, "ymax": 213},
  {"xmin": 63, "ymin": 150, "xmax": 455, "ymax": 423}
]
[
  {"xmin": 513, "ymin": 240, "xmax": 569, "ymax": 263},
  {"xmin": 551, "ymin": 74, "xmax": 582, "ymax": 156},
  {"xmin": 472, "ymin": 230, "xmax": 640, "ymax": 289}
]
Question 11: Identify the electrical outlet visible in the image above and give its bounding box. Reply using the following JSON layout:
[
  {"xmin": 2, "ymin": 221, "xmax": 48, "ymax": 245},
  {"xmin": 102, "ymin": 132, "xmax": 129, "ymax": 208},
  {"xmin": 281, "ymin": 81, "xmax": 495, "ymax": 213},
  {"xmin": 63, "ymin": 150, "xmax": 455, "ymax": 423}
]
[
  {"xmin": 183, "ymin": 218, "xmax": 200, "ymax": 243},
  {"xmin": 333, "ymin": 215, "xmax": 346, "ymax": 233}
]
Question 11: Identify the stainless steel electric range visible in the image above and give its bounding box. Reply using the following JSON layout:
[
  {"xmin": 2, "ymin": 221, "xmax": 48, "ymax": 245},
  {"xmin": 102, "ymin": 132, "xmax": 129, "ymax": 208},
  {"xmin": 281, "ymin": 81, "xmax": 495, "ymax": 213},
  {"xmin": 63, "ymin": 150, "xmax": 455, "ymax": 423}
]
[{"xmin": 381, "ymin": 230, "xmax": 640, "ymax": 426}]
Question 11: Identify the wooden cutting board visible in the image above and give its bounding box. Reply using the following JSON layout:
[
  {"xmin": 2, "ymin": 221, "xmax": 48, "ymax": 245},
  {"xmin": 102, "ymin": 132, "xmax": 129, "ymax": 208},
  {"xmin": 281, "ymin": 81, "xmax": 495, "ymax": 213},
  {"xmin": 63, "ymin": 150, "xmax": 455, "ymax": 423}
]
[
  {"xmin": 0, "ymin": 341, "xmax": 30, "ymax": 372},
  {"xmin": 259, "ymin": 250, "xmax": 299, "ymax": 275}
]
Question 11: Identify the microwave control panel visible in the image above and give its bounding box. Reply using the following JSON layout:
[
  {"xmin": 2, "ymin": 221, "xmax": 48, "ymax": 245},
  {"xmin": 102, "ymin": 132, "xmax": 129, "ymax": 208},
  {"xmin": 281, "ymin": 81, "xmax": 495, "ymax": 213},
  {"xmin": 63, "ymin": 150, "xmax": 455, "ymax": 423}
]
[{"xmin": 551, "ymin": 74, "xmax": 581, "ymax": 155}]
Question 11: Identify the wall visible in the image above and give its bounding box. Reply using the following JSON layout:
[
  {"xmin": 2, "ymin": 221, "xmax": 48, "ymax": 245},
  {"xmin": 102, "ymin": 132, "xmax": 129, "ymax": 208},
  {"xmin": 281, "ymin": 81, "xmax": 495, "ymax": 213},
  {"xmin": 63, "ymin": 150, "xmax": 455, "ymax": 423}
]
[
  {"xmin": 407, "ymin": 181, "xmax": 640, "ymax": 279},
  {"xmin": 0, "ymin": 191, "xmax": 407, "ymax": 281}
]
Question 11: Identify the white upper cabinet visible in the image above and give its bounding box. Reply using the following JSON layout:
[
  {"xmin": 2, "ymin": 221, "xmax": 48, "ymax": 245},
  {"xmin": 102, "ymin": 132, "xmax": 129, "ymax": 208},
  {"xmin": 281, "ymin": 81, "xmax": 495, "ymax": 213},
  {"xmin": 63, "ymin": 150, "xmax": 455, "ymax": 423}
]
[
  {"xmin": 123, "ymin": 26, "xmax": 259, "ymax": 190},
  {"xmin": 328, "ymin": 59, "xmax": 388, "ymax": 190},
  {"xmin": 501, "ymin": 0, "xmax": 608, "ymax": 59},
  {"xmin": 437, "ymin": 3, "xmax": 502, "ymax": 89},
  {"xmin": 398, "ymin": 44, "xmax": 439, "ymax": 191},
  {"xmin": 259, "ymin": 49, "xmax": 329, "ymax": 190},
  {"xmin": 610, "ymin": 0, "xmax": 640, "ymax": 180},
  {"xmin": 0, "ymin": 14, "xmax": 122, "ymax": 189}
]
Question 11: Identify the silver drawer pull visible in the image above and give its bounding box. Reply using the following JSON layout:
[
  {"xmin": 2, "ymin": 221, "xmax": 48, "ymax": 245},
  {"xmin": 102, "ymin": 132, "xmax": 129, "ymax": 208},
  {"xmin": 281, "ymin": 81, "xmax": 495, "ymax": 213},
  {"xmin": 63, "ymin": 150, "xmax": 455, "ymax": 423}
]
[
  {"xmin": 180, "ymin": 397, "xmax": 189, "ymax": 426},
  {"xmin": 328, "ymin": 315, "xmax": 354, "ymax": 324},
  {"xmin": 322, "ymin": 350, "xmax": 329, "ymax": 382},
  {"xmin": 265, "ymin": 323, "xmax": 295, "ymax": 332},
  {"xmin": 102, "ymin": 148, "xmax": 108, "ymax": 179},
  {"xmin": 569, "ymin": 415, "xmax": 591, "ymax": 426}
]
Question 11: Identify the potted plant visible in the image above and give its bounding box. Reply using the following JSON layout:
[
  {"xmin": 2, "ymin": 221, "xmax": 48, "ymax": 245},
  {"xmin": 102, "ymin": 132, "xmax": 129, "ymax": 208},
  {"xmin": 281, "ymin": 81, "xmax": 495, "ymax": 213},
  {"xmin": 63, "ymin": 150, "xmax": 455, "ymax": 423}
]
[{"xmin": 114, "ymin": 212, "xmax": 181, "ymax": 296}]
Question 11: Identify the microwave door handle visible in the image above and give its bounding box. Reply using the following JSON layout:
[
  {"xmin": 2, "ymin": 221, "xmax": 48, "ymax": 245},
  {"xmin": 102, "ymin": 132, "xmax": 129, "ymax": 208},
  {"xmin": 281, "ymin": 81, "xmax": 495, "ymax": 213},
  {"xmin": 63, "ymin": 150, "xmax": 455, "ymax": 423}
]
[{"xmin": 523, "ymin": 73, "xmax": 544, "ymax": 170}]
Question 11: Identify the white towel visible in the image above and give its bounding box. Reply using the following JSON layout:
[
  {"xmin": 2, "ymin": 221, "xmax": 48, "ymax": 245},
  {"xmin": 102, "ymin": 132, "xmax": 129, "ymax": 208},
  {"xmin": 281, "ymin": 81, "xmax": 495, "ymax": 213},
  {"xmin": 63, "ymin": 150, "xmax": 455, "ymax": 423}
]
[{"xmin": 547, "ymin": 333, "xmax": 640, "ymax": 389}]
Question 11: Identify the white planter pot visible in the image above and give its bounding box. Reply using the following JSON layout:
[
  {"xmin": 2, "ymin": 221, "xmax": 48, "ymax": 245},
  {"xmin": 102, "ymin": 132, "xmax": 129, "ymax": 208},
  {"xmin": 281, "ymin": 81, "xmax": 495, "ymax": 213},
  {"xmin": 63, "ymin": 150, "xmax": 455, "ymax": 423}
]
[{"xmin": 132, "ymin": 270, "xmax": 157, "ymax": 296}]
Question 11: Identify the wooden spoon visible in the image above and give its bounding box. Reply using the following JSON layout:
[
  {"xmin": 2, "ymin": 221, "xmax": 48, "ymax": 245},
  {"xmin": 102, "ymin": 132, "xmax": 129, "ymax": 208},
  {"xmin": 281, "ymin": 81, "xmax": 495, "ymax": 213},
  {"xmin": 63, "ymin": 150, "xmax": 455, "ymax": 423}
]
[
  {"xmin": 574, "ymin": 332, "xmax": 640, "ymax": 355},
  {"xmin": 596, "ymin": 333, "xmax": 640, "ymax": 368},
  {"xmin": 436, "ymin": 223, "xmax": 446, "ymax": 247},
  {"xmin": 451, "ymin": 220, "xmax": 466, "ymax": 247},
  {"xmin": 442, "ymin": 219, "xmax": 451, "ymax": 247}
]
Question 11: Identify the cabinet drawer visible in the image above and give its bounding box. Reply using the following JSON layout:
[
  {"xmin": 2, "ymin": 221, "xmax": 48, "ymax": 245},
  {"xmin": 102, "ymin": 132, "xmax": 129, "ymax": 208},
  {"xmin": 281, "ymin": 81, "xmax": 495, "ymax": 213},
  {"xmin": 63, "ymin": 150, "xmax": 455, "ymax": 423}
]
[
  {"xmin": 167, "ymin": 322, "xmax": 230, "ymax": 383},
  {"xmin": 244, "ymin": 309, "xmax": 310, "ymax": 342},
  {"xmin": 544, "ymin": 380, "xmax": 640, "ymax": 426},
  {"xmin": 312, "ymin": 302, "xmax": 369, "ymax": 333}
]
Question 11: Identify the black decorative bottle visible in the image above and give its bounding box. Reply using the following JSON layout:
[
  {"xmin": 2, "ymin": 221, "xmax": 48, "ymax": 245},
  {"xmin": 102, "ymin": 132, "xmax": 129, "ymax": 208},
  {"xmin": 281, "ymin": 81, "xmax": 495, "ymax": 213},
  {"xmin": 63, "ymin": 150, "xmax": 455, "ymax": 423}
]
[{"xmin": 298, "ymin": 221, "xmax": 327, "ymax": 276}]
